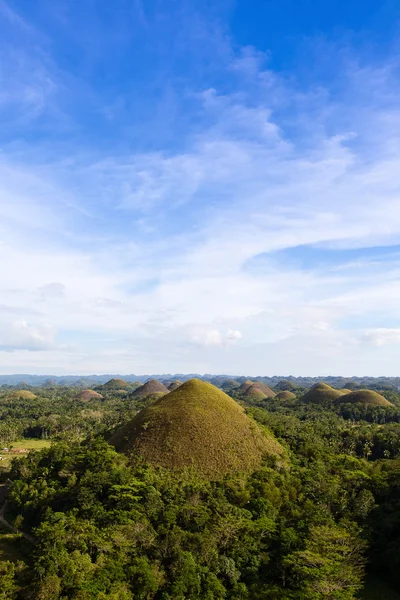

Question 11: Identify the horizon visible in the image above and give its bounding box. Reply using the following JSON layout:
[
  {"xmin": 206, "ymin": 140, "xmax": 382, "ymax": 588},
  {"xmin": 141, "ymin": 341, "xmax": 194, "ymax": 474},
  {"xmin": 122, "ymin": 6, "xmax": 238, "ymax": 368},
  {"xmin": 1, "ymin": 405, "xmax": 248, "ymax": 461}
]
[{"xmin": 2, "ymin": 1, "xmax": 400, "ymax": 375}]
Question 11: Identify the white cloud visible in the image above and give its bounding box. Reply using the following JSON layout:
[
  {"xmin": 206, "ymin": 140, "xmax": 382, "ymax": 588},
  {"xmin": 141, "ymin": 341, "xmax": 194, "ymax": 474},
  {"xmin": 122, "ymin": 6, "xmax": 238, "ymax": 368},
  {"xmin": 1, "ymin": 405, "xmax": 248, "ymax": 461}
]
[
  {"xmin": 2, "ymin": 26, "xmax": 400, "ymax": 373},
  {"xmin": 0, "ymin": 320, "xmax": 55, "ymax": 351},
  {"xmin": 190, "ymin": 328, "xmax": 242, "ymax": 347},
  {"xmin": 362, "ymin": 328, "xmax": 400, "ymax": 347}
]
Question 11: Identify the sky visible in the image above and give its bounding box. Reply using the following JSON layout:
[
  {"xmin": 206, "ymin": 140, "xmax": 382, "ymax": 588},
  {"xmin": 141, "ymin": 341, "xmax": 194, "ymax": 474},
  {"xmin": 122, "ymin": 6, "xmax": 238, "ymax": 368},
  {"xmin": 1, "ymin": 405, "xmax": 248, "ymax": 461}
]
[{"xmin": 1, "ymin": 1, "xmax": 400, "ymax": 376}]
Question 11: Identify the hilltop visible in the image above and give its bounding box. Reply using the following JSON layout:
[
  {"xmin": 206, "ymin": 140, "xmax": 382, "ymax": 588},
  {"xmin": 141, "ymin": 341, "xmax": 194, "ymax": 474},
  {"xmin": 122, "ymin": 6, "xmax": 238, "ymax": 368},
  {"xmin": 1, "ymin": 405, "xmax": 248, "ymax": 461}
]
[
  {"xmin": 101, "ymin": 378, "xmax": 132, "ymax": 391},
  {"xmin": 131, "ymin": 379, "xmax": 169, "ymax": 400},
  {"xmin": 8, "ymin": 390, "xmax": 37, "ymax": 400},
  {"xmin": 76, "ymin": 389, "xmax": 104, "ymax": 401},
  {"xmin": 337, "ymin": 390, "xmax": 392, "ymax": 407},
  {"xmin": 275, "ymin": 391, "xmax": 296, "ymax": 401},
  {"xmin": 300, "ymin": 382, "xmax": 347, "ymax": 404},
  {"xmin": 109, "ymin": 379, "xmax": 283, "ymax": 477}
]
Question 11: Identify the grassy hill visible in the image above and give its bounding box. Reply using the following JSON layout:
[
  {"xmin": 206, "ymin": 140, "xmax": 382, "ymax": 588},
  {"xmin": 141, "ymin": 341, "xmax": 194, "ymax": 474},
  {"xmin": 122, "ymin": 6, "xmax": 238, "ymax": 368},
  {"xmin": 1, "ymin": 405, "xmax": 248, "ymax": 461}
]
[
  {"xmin": 131, "ymin": 379, "xmax": 169, "ymax": 400},
  {"xmin": 8, "ymin": 390, "xmax": 37, "ymax": 400},
  {"xmin": 275, "ymin": 390, "xmax": 296, "ymax": 401},
  {"xmin": 338, "ymin": 390, "xmax": 392, "ymax": 407},
  {"xmin": 300, "ymin": 382, "xmax": 346, "ymax": 404},
  {"xmin": 101, "ymin": 378, "xmax": 131, "ymax": 391},
  {"xmin": 76, "ymin": 389, "xmax": 104, "ymax": 401},
  {"xmin": 109, "ymin": 378, "xmax": 283, "ymax": 477}
]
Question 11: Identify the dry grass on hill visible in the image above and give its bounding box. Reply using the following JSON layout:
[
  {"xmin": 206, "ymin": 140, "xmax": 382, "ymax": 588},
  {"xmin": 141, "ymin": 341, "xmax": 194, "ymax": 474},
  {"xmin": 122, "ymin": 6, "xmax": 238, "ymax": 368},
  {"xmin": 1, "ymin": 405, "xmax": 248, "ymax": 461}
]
[
  {"xmin": 109, "ymin": 379, "xmax": 283, "ymax": 478},
  {"xmin": 131, "ymin": 379, "xmax": 169, "ymax": 400},
  {"xmin": 275, "ymin": 391, "xmax": 296, "ymax": 401},
  {"xmin": 8, "ymin": 390, "xmax": 37, "ymax": 400},
  {"xmin": 337, "ymin": 389, "xmax": 392, "ymax": 407},
  {"xmin": 76, "ymin": 389, "xmax": 104, "ymax": 401}
]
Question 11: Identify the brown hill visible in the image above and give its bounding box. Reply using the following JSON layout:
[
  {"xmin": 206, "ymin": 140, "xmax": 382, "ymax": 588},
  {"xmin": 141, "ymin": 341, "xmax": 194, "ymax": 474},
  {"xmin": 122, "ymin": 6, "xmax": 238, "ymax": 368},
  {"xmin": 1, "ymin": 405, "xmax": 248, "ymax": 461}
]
[
  {"xmin": 337, "ymin": 390, "xmax": 392, "ymax": 407},
  {"xmin": 167, "ymin": 380, "xmax": 182, "ymax": 391},
  {"xmin": 275, "ymin": 380, "xmax": 296, "ymax": 391},
  {"xmin": 237, "ymin": 380, "xmax": 255, "ymax": 394},
  {"xmin": 243, "ymin": 385, "xmax": 267, "ymax": 400},
  {"xmin": 109, "ymin": 379, "xmax": 283, "ymax": 477},
  {"xmin": 77, "ymin": 389, "xmax": 104, "ymax": 401},
  {"xmin": 300, "ymin": 382, "xmax": 345, "ymax": 404},
  {"xmin": 243, "ymin": 382, "xmax": 276, "ymax": 399},
  {"xmin": 131, "ymin": 379, "xmax": 169, "ymax": 400},
  {"xmin": 275, "ymin": 391, "xmax": 296, "ymax": 401},
  {"xmin": 102, "ymin": 378, "xmax": 131, "ymax": 390}
]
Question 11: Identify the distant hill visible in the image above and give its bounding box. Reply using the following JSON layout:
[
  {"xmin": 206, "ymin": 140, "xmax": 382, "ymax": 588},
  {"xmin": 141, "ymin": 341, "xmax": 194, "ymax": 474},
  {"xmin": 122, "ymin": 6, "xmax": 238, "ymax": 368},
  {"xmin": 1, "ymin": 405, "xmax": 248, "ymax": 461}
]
[
  {"xmin": 300, "ymin": 383, "xmax": 346, "ymax": 404},
  {"xmin": 242, "ymin": 382, "xmax": 276, "ymax": 399},
  {"xmin": 101, "ymin": 378, "xmax": 131, "ymax": 391},
  {"xmin": 275, "ymin": 391, "xmax": 296, "ymax": 401},
  {"xmin": 166, "ymin": 380, "xmax": 182, "ymax": 391},
  {"xmin": 337, "ymin": 390, "xmax": 392, "ymax": 407},
  {"xmin": 131, "ymin": 379, "xmax": 169, "ymax": 400},
  {"xmin": 109, "ymin": 379, "xmax": 283, "ymax": 477},
  {"xmin": 76, "ymin": 389, "xmax": 104, "ymax": 401},
  {"xmin": 8, "ymin": 390, "xmax": 37, "ymax": 400},
  {"xmin": 275, "ymin": 380, "xmax": 296, "ymax": 391}
]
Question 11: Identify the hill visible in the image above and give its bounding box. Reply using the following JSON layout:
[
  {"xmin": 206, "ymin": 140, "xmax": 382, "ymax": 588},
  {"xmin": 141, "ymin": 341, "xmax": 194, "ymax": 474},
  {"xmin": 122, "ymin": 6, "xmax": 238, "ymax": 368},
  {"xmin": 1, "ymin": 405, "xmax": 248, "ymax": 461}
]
[
  {"xmin": 275, "ymin": 380, "xmax": 296, "ymax": 391},
  {"xmin": 109, "ymin": 378, "xmax": 283, "ymax": 477},
  {"xmin": 131, "ymin": 379, "xmax": 169, "ymax": 400},
  {"xmin": 243, "ymin": 382, "xmax": 276, "ymax": 399},
  {"xmin": 166, "ymin": 380, "xmax": 182, "ymax": 391},
  {"xmin": 101, "ymin": 378, "xmax": 131, "ymax": 391},
  {"xmin": 275, "ymin": 391, "xmax": 296, "ymax": 401},
  {"xmin": 76, "ymin": 389, "xmax": 104, "ymax": 401},
  {"xmin": 300, "ymin": 383, "xmax": 346, "ymax": 404},
  {"xmin": 337, "ymin": 390, "xmax": 392, "ymax": 407},
  {"xmin": 8, "ymin": 390, "xmax": 37, "ymax": 400},
  {"xmin": 237, "ymin": 380, "xmax": 255, "ymax": 394}
]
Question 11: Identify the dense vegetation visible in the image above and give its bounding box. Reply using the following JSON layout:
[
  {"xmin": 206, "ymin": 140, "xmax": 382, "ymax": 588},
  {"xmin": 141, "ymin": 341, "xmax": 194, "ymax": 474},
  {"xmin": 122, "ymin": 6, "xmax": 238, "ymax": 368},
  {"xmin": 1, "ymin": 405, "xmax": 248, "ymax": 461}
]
[{"xmin": 0, "ymin": 377, "xmax": 400, "ymax": 599}]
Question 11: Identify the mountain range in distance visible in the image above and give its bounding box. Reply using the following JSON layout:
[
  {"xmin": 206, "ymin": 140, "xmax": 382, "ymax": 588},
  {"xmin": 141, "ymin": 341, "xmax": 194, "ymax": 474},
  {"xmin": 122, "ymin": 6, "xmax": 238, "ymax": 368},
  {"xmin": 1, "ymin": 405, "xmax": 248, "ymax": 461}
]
[{"xmin": 0, "ymin": 373, "xmax": 400, "ymax": 390}]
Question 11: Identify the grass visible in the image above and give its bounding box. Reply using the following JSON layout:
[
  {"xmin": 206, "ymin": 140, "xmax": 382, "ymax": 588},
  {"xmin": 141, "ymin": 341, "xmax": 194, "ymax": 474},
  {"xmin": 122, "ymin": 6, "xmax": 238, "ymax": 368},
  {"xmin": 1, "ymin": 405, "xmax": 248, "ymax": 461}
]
[
  {"xmin": 301, "ymin": 382, "xmax": 348, "ymax": 404},
  {"xmin": 275, "ymin": 391, "xmax": 296, "ymax": 401},
  {"xmin": 0, "ymin": 439, "xmax": 51, "ymax": 470},
  {"xmin": 110, "ymin": 379, "xmax": 283, "ymax": 478},
  {"xmin": 359, "ymin": 575, "xmax": 400, "ymax": 600},
  {"xmin": 0, "ymin": 525, "xmax": 28, "ymax": 563},
  {"xmin": 338, "ymin": 390, "xmax": 392, "ymax": 407},
  {"xmin": 131, "ymin": 379, "xmax": 169, "ymax": 400}
]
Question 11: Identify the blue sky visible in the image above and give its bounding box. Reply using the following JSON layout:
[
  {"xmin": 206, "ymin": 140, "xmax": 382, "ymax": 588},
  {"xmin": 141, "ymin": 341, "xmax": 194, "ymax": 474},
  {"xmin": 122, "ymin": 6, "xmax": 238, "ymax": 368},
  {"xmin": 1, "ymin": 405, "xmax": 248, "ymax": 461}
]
[{"xmin": 1, "ymin": 0, "xmax": 400, "ymax": 375}]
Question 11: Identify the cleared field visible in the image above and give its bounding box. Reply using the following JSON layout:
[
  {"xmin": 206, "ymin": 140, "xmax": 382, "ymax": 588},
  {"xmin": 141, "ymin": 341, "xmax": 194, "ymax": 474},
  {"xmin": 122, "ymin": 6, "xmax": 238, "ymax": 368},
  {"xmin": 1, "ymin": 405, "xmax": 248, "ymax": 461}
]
[
  {"xmin": 0, "ymin": 525, "xmax": 27, "ymax": 563},
  {"xmin": 360, "ymin": 576, "xmax": 400, "ymax": 600},
  {"xmin": 0, "ymin": 439, "xmax": 51, "ymax": 469}
]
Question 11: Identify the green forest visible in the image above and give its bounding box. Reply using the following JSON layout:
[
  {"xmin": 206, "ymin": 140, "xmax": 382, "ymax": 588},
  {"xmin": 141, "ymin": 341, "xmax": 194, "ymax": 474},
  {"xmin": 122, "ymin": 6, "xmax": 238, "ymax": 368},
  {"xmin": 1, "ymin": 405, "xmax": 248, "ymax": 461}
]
[{"xmin": 0, "ymin": 376, "xmax": 400, "ymax": 599}]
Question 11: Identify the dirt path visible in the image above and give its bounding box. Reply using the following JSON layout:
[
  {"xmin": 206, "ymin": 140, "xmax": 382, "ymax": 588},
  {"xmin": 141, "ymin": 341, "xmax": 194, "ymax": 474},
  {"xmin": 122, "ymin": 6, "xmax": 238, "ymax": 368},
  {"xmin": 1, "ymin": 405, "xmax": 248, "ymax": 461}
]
[{"xmin": 0, "ymin": 498, "xmax": 36, "ymax": 545}]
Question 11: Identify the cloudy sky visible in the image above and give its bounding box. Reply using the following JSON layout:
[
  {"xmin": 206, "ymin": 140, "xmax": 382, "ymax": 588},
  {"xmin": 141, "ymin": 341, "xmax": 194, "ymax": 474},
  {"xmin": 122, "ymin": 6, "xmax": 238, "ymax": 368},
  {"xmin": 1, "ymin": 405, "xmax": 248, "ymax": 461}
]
[{"xmin": 1, "ymin": 0, "xmax": 400, "ymax": 376}]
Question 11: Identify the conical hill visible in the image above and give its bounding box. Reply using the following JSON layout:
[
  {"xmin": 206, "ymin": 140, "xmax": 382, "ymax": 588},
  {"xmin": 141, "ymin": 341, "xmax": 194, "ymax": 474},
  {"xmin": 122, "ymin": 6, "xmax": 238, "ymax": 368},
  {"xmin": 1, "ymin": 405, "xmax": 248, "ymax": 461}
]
[
  {"xmin": 102, "ymin": 378, "xmax": 131, "ymax": 390},
  {"xmin": 336, "ymin": 390, "xmax": 392, "ymax": 407},
  {"xmin": 131, "ymin": 379, "xmax": 169, "ymax": 400},
  {"xmin": 76, "ymin": 389, "xmax": 104, "ymax": 401},
  {"xmin": 275, "ymin": 391, "xmax": 296, "ymax": 401},
  {"xmin": 300, "ymin": 382, "xmax": 345, "ymax": 404},
  {"xmin": 238, "ymin": 380, "xmax": 254, "ymax": 394},
  {"xmin": 109, "ymin": 379, "xmax": 283, "ymax": 477},
  {"xmin": 9, "ymin": 390, "xmax": 37, "ymax": 400}
]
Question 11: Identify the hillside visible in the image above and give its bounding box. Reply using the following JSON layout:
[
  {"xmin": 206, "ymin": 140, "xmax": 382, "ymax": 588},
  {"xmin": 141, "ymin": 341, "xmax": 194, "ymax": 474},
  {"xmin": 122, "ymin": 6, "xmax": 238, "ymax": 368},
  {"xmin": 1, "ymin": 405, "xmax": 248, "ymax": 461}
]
[
  {"xmin": 337, "ymin": 390, "xmax": 392, "ymax": 407},
  {"xmin": 275, "ymin": 391, "xmax": 296, "ymax": 401},
  {"xmin": 8, "ymin": 390, "xmax": 37, "ymax": 400},
  {"xmin": 300, "ymin": 382, "xmax": 346, "ymax": 404},
  {"xmin": 131, "ymin": 379, "xmax": 169, "ymax": 400},
  {"xmin": 101, "ymin": 378, "xmax": 131, "ymax": 391},
  {"xmin": 109, "ymin": 378, "xmax": 283, "ymax": 477},
  {"xmin": 76, "ymin": 389, "xmax": 104, "ymax": 401}
]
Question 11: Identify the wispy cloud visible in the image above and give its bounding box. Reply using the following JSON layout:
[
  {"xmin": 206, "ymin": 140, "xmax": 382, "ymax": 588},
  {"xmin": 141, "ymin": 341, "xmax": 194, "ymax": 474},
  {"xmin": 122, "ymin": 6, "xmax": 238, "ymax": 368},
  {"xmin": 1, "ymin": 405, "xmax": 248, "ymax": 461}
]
[{"xmin": 1, "ymin": 4, "xmax": 400, "ymax": 374}]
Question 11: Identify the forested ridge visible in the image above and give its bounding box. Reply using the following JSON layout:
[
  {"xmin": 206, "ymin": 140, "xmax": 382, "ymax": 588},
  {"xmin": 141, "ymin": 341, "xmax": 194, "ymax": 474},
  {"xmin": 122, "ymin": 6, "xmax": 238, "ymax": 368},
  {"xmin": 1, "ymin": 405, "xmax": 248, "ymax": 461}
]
[{"xmin": 0, "ymin": 379, "xmax": 400, "ymax": 599}]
